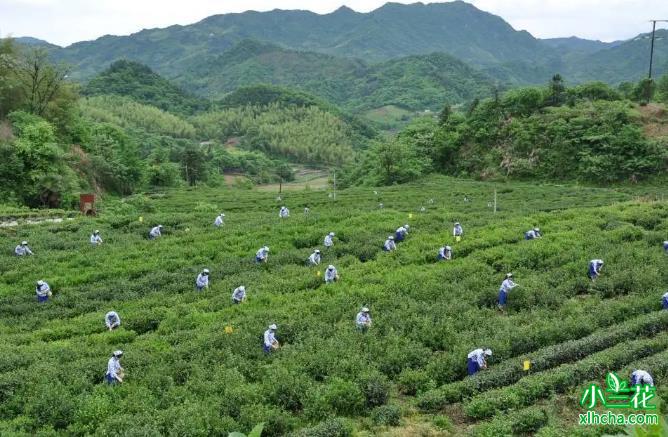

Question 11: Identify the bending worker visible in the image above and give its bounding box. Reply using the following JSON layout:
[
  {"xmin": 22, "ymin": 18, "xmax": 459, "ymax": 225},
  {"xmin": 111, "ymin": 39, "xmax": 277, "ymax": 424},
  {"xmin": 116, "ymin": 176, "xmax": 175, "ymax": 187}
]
[
  {"xmin": 90, "ymin": 230, "xmax": 103, "ymax": 245},
  {"xmin": 438, "ymin": 245, "xmax": 452, "ymax": 261},
  {"xmin": 15, "ymin": 241, "xmax": 33, "ymax": 256},
  {"xmin": 105, "ymin": 350, "xmax": 124, "ymax": 384},
  {"xmin": 308, "ymin": 249, "xmax": 321, "ymax": 266},
  {"xmin": 467, "ymin": 348, "xmax": 492, "ymax": 375},
  {"xmin": 588, "ymin": 259, "xmax": 604, "ymax": 280},
  {"xmin": 256, "ymin": 246, "xmax": 270, "ymax": 263},
  {"xmin": 196, "ymin": 269, "xmax": 210, "ymax": 291},
  {"xmin": 325, "ymin": 265, "xmax": 339, "ymax": 283},
  {"xmin": 105, "ymin": 311, "xmax": 121, "ymax": 331},
  {"xmin": 232, "ymin": 286, "xmax": 246, "ymax": 304},
  {"xmin": 356, "ymin": 307, "xmax": 372, "ymax": 332},
  {"xmin": 498, "ymin": 273, "xmax": 517, "ymax": 311},
  {"xmin": 383, "ymin": 236, "xmax": 396, "ymax": 252},
  {"xmin": 263, "ymin": 324, "xmax": 280, "ymax": 353},
  {"xmin": 395, "ymin": 224, "xmax": 410, "ymax": 242}
]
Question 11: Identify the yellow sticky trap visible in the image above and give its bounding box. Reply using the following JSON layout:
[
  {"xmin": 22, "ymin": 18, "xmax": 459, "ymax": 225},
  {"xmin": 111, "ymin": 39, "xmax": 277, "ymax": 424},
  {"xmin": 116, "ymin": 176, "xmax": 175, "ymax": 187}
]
[
  {"xmin": 317, "ymin": 271, "xmax": 321, "ymax": 276},
  {"xmin": 456, "ymin": 236, "xmax": 462, "ymax": 242},
  {"xmin": 185, "ymin": 228, "xmax": 190, "ymax": 232},
  {"xmin": 523, "ymin": 360, "xmax": 531, "ymax": 371},
  {"xmin": 409, "ymin": 213, "xmax": 413, "ymax": 219},
  {"xmin": 139, "ymin": 216, "xmax": 143, "ymax": 222},
  {"xmin": 224, "ymin": 326, "xmax": 233, "ymax": 334}
]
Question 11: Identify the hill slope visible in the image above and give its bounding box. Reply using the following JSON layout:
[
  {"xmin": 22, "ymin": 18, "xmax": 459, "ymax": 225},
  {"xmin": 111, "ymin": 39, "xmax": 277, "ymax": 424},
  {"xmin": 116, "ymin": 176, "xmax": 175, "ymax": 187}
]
[
  {"xmin": 83, "ymin": 60, "xmax": 210, "ymax": 115},
  {"xmin": 179, "ymin": 39, "xmax": 495, "ymax": 111},
  {"xmin": 51, "ymin": 1, "xmax": 558, "ymax": 83}
]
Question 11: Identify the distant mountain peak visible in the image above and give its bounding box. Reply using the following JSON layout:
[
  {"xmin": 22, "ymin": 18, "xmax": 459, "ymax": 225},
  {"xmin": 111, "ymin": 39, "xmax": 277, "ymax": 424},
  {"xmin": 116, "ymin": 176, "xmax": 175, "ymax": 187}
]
[{"xmin": 332, "ymin": 5, "xmax": 357, "ymax": 14}]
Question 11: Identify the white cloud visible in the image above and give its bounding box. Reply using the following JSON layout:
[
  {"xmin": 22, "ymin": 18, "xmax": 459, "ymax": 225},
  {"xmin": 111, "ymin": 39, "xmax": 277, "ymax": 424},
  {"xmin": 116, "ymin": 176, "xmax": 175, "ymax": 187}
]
[{"xmin": 1, "ymin": 0, "xmax": 667, "ymax": 46}]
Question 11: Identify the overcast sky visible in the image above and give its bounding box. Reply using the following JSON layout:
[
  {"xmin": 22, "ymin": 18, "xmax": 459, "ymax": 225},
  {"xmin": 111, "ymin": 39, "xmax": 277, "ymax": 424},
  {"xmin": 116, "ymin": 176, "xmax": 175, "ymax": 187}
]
[{"xmin": 1, "ymin": 0, "xmax": 668, "ymax": 47}]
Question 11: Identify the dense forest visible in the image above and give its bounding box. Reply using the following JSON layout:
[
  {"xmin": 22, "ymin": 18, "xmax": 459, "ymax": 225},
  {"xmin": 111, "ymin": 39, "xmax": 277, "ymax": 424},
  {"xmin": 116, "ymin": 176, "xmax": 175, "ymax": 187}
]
[
  {"xmin": 0, "ymin": 43, "xmax": 374, "ymax": 207},
  {"xmin": 1, "ymin": 33, "xmax": 668, "ymax": 209},
  {"xmin": 339, "ymin": 76, "xmax": 668, "ymax": 187}
]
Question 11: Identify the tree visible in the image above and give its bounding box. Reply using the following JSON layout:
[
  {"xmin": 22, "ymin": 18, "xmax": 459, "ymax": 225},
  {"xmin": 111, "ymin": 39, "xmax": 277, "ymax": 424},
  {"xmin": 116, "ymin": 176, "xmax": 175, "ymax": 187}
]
[
  {"xmin": 655, "ymin": 73, "xmax": 668, "ymax": 104},
  {"xmin": 633, "ymin": 78, "xmax": 655, "ymax": 105},
  {"xmin": 0, "ymin": 38, "xmax": 22, "ymax": 118},
  {"xmin": 370, "ymin": 137, "xmax": 431, "ymax": 185},
  {"xmin": 8, "ymin": 48, "xmax": 70, "ymax": 116},
  {"xmin": 547, "ymin": 74, "xmax": 565, "ymax": 106},
  {"xmin": 438, "ymin": 104, "xmax": 451, "ymax": 126},
  {"xmin": 180, "ymin": 145, "xmax": 207, "ymax": 186}
]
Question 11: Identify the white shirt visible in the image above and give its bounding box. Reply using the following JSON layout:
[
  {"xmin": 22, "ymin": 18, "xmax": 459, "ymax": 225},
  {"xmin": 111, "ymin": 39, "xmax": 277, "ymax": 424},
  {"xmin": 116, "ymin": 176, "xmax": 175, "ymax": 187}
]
[
  {"xmin": 500, "ymin": 279, "xmax": 517, "ymax": 293},
  {"xmin": 90, "ymin": 234, "xmax": 103, "ymax": 245},
  {"xmin": 384, "ymin": 239, "xmax": 396, "ymax": 251},
  {"xmin": 196, "ymin": 273, "xmax": 209, "ymax": 288},
  {"xmin": 264, "ymin": 329, "xmax": 277, "ymax": 347},
  {"xmin": 105, "ymin": 311, "xmax": 120, "ymax": 328},
  {"xmin": 150, "ymin": 226, "xmax": 162, "ymax": 237},
  {"xmin": 36, "ymin": 282, "xmax": 51, "ymax": 297},
  {"xmin": 15, "ymin": 245, "xmax": 33, "ymax": 256},
  {"xmin": 308, "ymin": 252, "xmax": 321, "ymax": 265},
  {"xmin": 396, "ymin": 226, "xmax": 407, "ymax": 235},
  {"xmin": 279, "ymin": 208, "xmax": 289, "ymax": 218},
  {"xmin": 439, "ymin": 247, "xmax": 452, "ymax": 259},
  {"xmin": 590, "ymin": 259, "xmax": 604, "ymax": 274},
  {"xmin": 453, "ymin": 225, "xmax": 463, "ymax": 236},
  {"xmin": 356, "ymin": 312, "xmax": 371, "ymax": 326},
  {"xmin": 663, "ymin": 292, "xmax": 668, "ymax": 300},
  {"xmin": 467, "ymin": 349, "xmax": 487, "ymax": 366},
  {"xmin": 525, "ymin": 230, "xmax": 539, "ymax": 239},
  {"xmin": 232, "ymin": 287, "xmax": 246, "ymax": 302},
  {"xmin": 324, "ymin": 235, "xmax": 334, "ymax": 247},
  {"xmin": 106, "ymin": 356, "xmax": 122, "ymax": 378},
  {"xmin": 325, "ymin": 267, "xmax": 338, "ymax": 283},
  {"xmin": 256, "ymin": 248, "xmax": 269, "ymax": 260},
  {"xmin": 214, "ymin": 215, "xmax": 224, "ymax": 227},
  {"xmin": 631, "ymin": 370, "xmax": 654, "ymax": 386}
]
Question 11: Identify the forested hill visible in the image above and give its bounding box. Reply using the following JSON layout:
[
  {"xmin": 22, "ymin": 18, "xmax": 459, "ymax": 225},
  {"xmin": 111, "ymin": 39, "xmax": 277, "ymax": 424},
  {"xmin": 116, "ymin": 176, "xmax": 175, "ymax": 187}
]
[
  {"xmin": 83, "ymin": 60, "xmax": 211, "ymax": 115},
  {"xmin": 177, "ymin": 39, "xmax": 495, "ymax": 112}
]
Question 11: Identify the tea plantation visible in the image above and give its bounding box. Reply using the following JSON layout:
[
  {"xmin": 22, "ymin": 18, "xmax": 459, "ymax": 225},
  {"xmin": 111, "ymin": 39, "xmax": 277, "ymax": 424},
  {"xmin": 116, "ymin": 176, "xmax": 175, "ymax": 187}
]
[{"xmin": 1, "ymin": 176, "xmax": 668, "ymax": 436}]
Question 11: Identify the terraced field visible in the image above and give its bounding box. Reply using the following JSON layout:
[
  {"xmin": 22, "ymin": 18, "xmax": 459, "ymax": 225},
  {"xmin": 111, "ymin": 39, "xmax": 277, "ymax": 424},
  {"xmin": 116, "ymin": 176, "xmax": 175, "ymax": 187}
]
[{"xmin": 1, "ymin": 176, "xmax": 667, "ymax": 436}]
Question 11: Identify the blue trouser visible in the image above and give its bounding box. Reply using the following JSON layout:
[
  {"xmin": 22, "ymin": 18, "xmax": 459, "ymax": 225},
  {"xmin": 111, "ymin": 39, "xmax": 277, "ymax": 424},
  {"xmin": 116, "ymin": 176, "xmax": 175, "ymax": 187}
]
[
  {"xmin": 588, "ymin": 266, "xmax": 597, "ymax": 279},
  {"xmin": 263, "ymin": 344, "xmax": 272, "ymax": 354},
  {"xmin": 37, "ymin": 295, "xmax": 48, "ymax": 303},
  {"xmin": 148, "ymin": 233, "xmax": 155, "ymax": 240},
  {"xmin": 196, "ymin": 285, "xmax": 205, "ymax": 292},
  {"xmin": 437, "ymin": 254, "xmax": 445, "ymax": 261},
  {"xmin": 467, "ymin": 358, "xmax": 481, "ymax": 375},
  {"xmin": 105, "ymin": 374, "xmax": 118, "ymax": 384},
  {"xmin": 525, "ymin": 233, "xmax": 532, "ymax": 240},
  {"xmin": 256, "ymin": 256, "xmax": 264, "ymax": 263},
  {"xmin": 395, "ymin": 232, "xmax": 404, "ymax": 242},
  {"xmin": 498, "ymin": 289, "xmax": 507, "ymax": 306},
  {"xmin": 663, "ymin": 297, "xmax": 668, "ymax": 310}
]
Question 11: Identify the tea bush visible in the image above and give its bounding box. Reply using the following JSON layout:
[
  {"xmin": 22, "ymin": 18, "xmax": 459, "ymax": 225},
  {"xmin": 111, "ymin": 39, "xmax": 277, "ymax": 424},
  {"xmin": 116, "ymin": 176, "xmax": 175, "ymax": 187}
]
[{"xmin": 0, "ymin": 175, "xmax": 667, "ymax": 434}]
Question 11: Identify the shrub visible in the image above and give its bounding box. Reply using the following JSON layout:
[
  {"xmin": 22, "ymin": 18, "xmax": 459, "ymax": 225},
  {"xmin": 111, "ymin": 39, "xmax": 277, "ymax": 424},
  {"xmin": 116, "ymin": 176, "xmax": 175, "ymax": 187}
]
[
  {"xmin": 357, "ymin": 372, "xmax": 390, "ymax": 409},
  {"xmin": 371, "ymin": 405, "xmax": 401, "ymax": 426}
]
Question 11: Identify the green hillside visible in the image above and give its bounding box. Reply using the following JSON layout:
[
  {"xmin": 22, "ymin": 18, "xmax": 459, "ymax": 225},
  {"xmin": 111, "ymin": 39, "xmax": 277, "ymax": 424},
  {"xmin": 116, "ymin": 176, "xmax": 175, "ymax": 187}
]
[
  {"xmin": 82, "ymin": 60, "xmax": 210, "ymax": 115},
  {"xmin": 1, "ymin": 177, "xmax": 668, "ymax": 435},
  {"xmin": 562, "ymin": 29, "xmax": 668, "ymax": 84},
  {"xmin": 180, "ymin": 39, "xmax": 495, "ymax": 112}
]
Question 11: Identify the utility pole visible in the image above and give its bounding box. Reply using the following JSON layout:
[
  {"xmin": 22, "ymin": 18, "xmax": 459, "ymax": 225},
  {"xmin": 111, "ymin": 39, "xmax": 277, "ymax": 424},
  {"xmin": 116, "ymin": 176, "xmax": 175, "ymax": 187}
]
[
  {"xmin": 648, "ymin": 20, "xmax": 668, "ymax": 79},
  {"xmin": 332, "ymin": 169, "xmax": 336, "ymax": 201}
]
